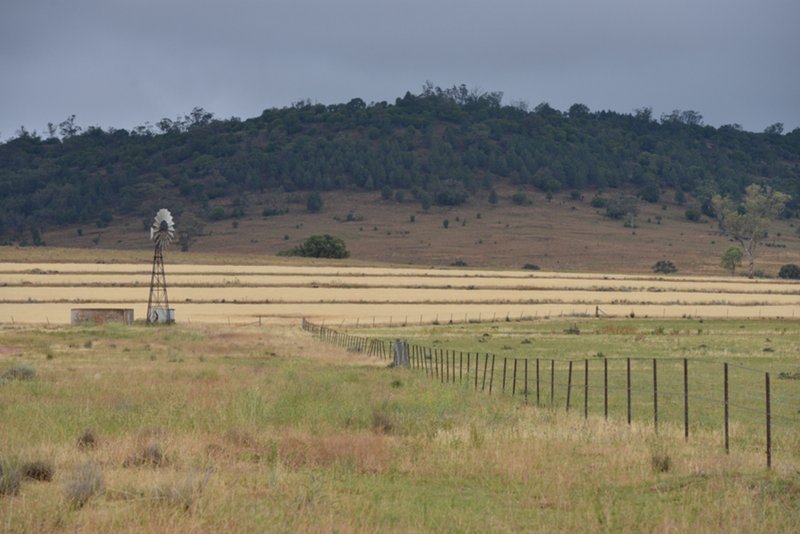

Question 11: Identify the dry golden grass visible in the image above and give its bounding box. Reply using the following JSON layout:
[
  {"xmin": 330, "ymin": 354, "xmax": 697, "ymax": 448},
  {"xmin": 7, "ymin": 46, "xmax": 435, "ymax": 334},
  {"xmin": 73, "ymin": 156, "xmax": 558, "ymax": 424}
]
[{"xmin": 1, "ymin": 261, "xmax": 799, "ymax": 325}]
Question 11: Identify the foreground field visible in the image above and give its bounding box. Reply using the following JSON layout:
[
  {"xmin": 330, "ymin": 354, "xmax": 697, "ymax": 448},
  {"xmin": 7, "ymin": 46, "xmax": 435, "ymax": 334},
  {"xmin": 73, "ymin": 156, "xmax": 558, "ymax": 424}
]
[
  {"xmin": 1, "ymin": 321, "xmax": 799, "ymax": 532},
  {"xmin": 1, "ymin": 262, "xmax": 799, "ymax": 325}
]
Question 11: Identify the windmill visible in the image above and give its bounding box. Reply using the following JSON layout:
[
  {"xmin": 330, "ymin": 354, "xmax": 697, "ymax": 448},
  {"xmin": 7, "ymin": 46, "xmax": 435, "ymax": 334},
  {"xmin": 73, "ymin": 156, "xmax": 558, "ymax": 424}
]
[{"xmin": 146, "ymin": 208, "xmax": 175, "ymax": 324}]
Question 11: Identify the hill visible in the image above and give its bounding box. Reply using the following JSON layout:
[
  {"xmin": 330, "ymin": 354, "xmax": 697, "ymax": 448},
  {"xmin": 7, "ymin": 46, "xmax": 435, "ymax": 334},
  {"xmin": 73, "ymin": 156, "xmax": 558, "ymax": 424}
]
[{"xmin": 1, "ymin": 84, "xmax": 799, "ymax": 273}]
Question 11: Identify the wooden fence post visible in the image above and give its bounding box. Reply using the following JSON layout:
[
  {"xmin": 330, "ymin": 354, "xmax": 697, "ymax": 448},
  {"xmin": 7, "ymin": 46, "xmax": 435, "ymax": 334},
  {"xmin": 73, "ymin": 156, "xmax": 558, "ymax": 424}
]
[
  {"xmin": 524, "ymin": 359, "xmax": 528, "ymax": 403},
  {"xmin": 724, "ymin": 362, "xmax": 729, "ymax": 454},
  {"xmin": 584, "ymin": 359, "xmax": 589, "ymax": 419},
  {"xmin": 626, "ymin": 357, "xmax": 631, "ymax": 425},
  {"xmin": 566, "ymin": 361, "xmax": 573, "ymax": 412},
  {"xmin": 512, "ymin": 359, "xmax": 518, "ymax": 396},
  {"xmin": 684, "ymin": 358, "xmax": 689, "ymax": 441},
  {"xmin": 489, "ymin": 354, "xmax": 496, "ymax": 394},
  {"xmin": 653, "ymin": 358, "xmax": 658, "ymax": 433},
  {"xmin": 765, "ymin": 372, "xmax": 772, "ymax": 469},
  {"xmin": 604, "ymin": 358, "xmax": 608, "ymax": 420}
]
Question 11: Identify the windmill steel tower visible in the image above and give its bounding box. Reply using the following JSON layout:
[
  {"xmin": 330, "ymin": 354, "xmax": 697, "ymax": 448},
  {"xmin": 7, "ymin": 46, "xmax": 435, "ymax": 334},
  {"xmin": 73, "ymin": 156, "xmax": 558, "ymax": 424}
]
[{"xmin": 147, "ymin": 208, "xmax": 175, "ymax": 324}]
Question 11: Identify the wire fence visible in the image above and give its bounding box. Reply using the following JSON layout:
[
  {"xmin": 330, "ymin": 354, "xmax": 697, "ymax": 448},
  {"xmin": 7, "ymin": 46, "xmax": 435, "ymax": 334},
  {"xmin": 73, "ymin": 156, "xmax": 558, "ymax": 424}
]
[{"xmin": 301, "ymin": 318, "xmax": 800, "ymax": 469}]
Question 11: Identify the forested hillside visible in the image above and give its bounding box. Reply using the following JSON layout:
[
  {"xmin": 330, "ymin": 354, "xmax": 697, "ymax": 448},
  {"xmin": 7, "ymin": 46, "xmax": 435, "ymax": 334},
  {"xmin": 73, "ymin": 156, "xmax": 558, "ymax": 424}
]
[{"xmin": 1, "ymin": 83, "xmax": 798, "ymax": 243}]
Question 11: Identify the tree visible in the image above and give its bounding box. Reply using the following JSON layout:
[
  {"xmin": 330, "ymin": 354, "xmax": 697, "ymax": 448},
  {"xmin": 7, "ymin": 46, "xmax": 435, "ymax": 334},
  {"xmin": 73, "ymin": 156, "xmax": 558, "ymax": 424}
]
[
  {"xmin": 712, "ymin": 185, "xmax": 790, "ymax": 278},
  {"xmin": 720, "ymin": 246, "xmax": 743, "ymax": 275},
  {"xmin": 778, "ymin": 264, "xmax": 800, "ymax": 279},
  {"xmin": 763, "ymin": 122, "xmax": 784, "ymax": 135},
  {"xmin": 653, "ymin": 260, "xmax": 677, "ymax": 274},
  {"xmin": 281, "ymin": 234, "xmax": 349, "ymax": 258},
  {"xmin": 488, "ymin": 189, "xmax": 498, "ymax": 204},
  {"xmin": 306, "ymin": 191, "xmax": 323, "ymax": 212}
]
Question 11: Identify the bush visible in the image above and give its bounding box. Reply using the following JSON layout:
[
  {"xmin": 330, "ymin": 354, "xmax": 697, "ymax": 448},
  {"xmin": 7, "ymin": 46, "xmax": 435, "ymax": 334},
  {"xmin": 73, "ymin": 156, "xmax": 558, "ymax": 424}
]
[
  {"xmin": 590, "ymin": 196, "xmax": 607, "ymax": 208},
  {"xmin": 22, "ymin": 460, "xmax": 54, "ymax": 481},
  {"xmin": 511, "ymin": 192, "xmax": 532, "ymax": 205},
  {"xmin": 280, "ymin": 234, "xmax": 349, "ymax": 259},
  {"xmin": 442, "ymin": 219, "xmax": 449, "ymax": 229},
  {"xmin": 0, "ymin": 459, "xmax": 22, "ymax": 496},
  {"xmin": 450, "ymin": 259, "xmax": 467, "ymax": 267},
  {"xmin": 1, "ymin": 364, "xmax": 35, "ymax": 383},
  {"xmin": 208, "ymin": 206, "xmax": 226, "ymax": 220},
  {"xmin": 522, "ymin": 263, "xmax": 540, "ymax": 270},
  {"xmin": 306, "ymin": 191, "xmax": 323, "ymax": 212},
  {"xmin": 123, "ymin": 441, "xmax": 165, "ymax": 468},
  {"xmin": 778, "ymin": 264, "xmax": 800, "ymax": 279},
  {"xmin": 685, "ymin": 208, "xmax": 702, "ymax": 222},
  {"xmin": 64, "ymin": 462, "xmax": 104, "ymax": 508},
  {"xmin": 652, "ymin": 260, "xmax": 677, "ymax": 274},
  {"xmin": 262, "ymin": 207, "xmax": 288, "ymax": 217},
  {"xmin": 77, "ymin": 429, "xmax": 97, "ymax": 450}
]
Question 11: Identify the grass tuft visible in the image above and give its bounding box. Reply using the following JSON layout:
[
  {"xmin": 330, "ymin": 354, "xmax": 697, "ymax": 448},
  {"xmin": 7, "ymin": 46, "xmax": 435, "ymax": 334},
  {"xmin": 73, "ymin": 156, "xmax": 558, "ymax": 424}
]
[
  {"xmin": 152, "ymin": 469, "xmax": 212, "ymax": 510},
  {"xmin": 21, "ymin": 460, "xmax": 54, "ymax": 482},
  {"xmin": 123, "ymin": 441, "xmax": 165, "ymax": 468},
  {"xmin": 649, "ymin": 442, "xmax": 672, "ymax": 473},
  {"xmin": 0, "ymin": 459, "xmax": 23, "ymax": 497},
  {"xmin": 1, "ymin": 364, "xmax": 36, "ymax": 382},
  {"xmin": 77, "ymin": 429, "xmax": 97, "ymax": 450},
  {"xmin": 64, "ymin": 462, "xmax": 104, "ymax": 508}
]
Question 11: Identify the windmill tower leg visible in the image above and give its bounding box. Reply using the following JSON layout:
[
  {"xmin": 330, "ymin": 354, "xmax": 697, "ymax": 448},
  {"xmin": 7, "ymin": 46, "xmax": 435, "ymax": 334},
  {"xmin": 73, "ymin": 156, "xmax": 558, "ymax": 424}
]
[{"xmin": 146, "ymin": 245, "xmax": 171, "ymax": 324}]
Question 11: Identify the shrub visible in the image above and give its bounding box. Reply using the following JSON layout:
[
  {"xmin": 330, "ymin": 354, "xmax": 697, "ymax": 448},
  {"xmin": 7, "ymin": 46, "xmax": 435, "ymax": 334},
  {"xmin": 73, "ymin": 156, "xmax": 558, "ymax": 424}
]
[
  {"xmin": 434, "ymin": 180, "xmax": 468, "ymax": 206},
  {"xmin": 450, "ymin": 259, "xmax": 467, "ymax": 267},
  {"xmin": 280, "ymin": 234, "xmax": 349, "ymax": 259},
  {"xmin": 77, "ymin": 429, "xmax": 97, "ymax": 450},
  {"xmin": 0, "ymin": 459, "xmax": 22, "ymax": 496},
  {"xmin": 64, "ymin": 462, "xmax": 104, "ymax": 508},
  {"xmin": 590, "ymin": 196, "xmax": 607, "ymax": 208},
  {"xmin": 778, "ymin": 264, "xmax": 800, "ymax": 279},
  {"xmin": 208, "ymin": 206, "xmax": 226, "ymax": 220},
  {"xmin": 306, "ymin": 191, "xmax": 323, "ymax": 212},
  {"xmin": 123, "ymin": 441, "xmax": 165, "ymax": 468},
  {"xmin": 152, "ymin": 469, "xmax": 212, "ymax": 511},
  {"xmin": 1, "ymin": 364, "xmax": 36, "ymax": 383},
  {"xmin": 651, "ymin": 450, "xmax": 672, "ymax": 473},
  {"xmin": 511, "ymin": 191, "xmax": 532, "ymax": 205},
  {"xmin": 522, "ymin": 263, "xmax": 540, "ymax": 271},
  {"xmin": 442, "ymin": 219, "xmax": 449, "ymax": 229},
  {"xmin": 261, "ymin": 207, "xmax": 288, "ymax": 217},
  {"xmin": 652, "ymin": 260, "xmax": 677, "ymax": 274},
  {"xmin": 685, "ymin": 208, "xmax": 702, "ymax": 222},
  {"xmin": 22, "ymin": 460, "xmax": 54, "ymax": 482}
]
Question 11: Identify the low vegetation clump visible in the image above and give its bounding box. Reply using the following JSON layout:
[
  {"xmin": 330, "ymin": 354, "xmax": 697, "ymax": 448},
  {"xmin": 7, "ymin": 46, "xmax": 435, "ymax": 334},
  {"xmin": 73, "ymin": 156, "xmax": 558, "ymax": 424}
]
[
  {"xmin": 21, "ymin": 461, "xmax": 54, "ymax": 482},
  {"xmin": 123, "ymin": 441, "xmax": 165, "ymax": 468},
  {"xmin": 521, "ymin": 263, "xmax": 540, "ymax": 270},
  {"xmin": 1, "ymin": 364, "xmax": 36, "ymax": 383},
  {"xmin": 76, "ymin": 429, "xmax": 97, "ymax": 450},
  {"xmin": 778, "ymin": 264, "xmax": 800, "ymax": 279},
  {"xmin": 0, "ymin": 460, "xmax": 22, "ymax": 497},
  {"xmin": 64, "ymin": 462, "xmax": 104, "ymax": 508},
  {"xmin": 652, "ymin": 259, "xmax": 677, "ymax": 274},
  {"xmin": 279, "ymin": 234, "xmax": 349, "ymax": 258}
]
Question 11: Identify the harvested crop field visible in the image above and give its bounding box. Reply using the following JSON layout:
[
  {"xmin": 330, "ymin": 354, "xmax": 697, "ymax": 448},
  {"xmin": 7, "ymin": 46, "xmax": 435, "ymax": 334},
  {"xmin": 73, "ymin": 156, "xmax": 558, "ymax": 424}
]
[{"xmin": 1, "ymin": 262, "xmax": 798, "ymax": 324}]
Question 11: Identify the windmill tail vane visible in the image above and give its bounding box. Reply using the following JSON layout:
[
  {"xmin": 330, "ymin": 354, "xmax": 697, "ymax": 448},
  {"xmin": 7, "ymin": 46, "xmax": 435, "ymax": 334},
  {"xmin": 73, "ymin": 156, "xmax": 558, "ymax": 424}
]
[{"xmin": 147, "ymin": 208, "xmax": 175, "ymax": 324}]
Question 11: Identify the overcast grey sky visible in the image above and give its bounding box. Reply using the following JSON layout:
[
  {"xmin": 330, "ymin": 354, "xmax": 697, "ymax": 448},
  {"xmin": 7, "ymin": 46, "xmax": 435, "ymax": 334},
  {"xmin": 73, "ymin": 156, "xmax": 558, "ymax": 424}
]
[{"xmin": 1, "ymin": 0, "xmax": 798, "ymax": 140}]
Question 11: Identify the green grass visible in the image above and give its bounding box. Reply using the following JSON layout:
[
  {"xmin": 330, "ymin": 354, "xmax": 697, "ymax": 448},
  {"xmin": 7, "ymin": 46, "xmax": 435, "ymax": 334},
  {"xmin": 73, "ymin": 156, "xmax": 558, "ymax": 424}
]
[
  {"xmin": 358, "ymin": 318, "xmax": 800, "ymax": 459},
  {"xmin": 1, "ymin": 320, "xmax": 799, "ymax": 532}
]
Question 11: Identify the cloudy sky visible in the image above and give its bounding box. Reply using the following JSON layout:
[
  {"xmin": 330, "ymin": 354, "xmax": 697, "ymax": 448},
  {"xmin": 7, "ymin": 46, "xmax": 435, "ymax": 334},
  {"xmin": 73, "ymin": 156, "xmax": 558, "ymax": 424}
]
[{"xmin": 1, "ymin": 0, "xmax": 798, "ymax": 140}]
